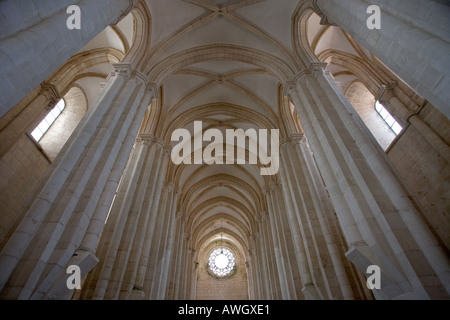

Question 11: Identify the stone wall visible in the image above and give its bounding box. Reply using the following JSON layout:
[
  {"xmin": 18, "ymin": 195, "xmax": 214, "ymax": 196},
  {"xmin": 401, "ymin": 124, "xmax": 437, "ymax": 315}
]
[
  {"xmin": 0, "ymin": 134, "xmax": 50, "ymax": 244},
  {"xmin": 196, "ymin": 248, "xmax": 249, "ymax": 300},
  {"xmin": 387, "ymin": 104, "xmax": 450, "ymax": 250}
]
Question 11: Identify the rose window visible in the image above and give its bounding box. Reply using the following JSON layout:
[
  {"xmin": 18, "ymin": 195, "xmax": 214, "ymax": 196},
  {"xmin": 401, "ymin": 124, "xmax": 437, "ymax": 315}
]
[{"xmin": 208, "ymin": 248, "xmax": 235, "ymax": 277}]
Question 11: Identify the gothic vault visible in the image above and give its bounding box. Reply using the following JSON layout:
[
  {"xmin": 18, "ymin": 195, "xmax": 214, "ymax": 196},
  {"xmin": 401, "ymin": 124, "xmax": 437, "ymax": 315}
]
[{"xmin": 0, "ymin": 0, "xmax": 449, "ymax": 300}]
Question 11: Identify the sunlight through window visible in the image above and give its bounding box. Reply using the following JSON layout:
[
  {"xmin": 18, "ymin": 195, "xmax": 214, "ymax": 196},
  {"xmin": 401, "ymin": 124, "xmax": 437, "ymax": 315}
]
[
  {"xmin": 375, "ymin": 101, "xmax": 402, "ymax": 135},
  {"xmin": 31, "ymin": 99, "xmax": 66, "ymax": 142}
]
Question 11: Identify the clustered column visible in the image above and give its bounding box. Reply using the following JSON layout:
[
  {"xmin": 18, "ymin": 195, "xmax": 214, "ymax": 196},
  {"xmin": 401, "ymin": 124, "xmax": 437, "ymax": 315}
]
[
  {"xmin": 0, "ymin": 63, "xmax": 154, "ymax": 299},
  {"xmin": 279, "ymin": 136, "xmax": 357, "ymax": 300},
  {"xmin": 80, "ymin": 136, "xmax": 175, "ymax": 300},
  {"xmin": 288, "ymin": 63, "xmax": 450, "ymax": 299},
  {"xmin": 265, "ymin": 184, "xmax": 299, "ymax": 299},
  {"xmin": 165, "ymin": 215, "xmax": 191, "ymax": 300},
  {"xmin": 251, "ymin": 212, "xmax": 282, "ymax": 299}
]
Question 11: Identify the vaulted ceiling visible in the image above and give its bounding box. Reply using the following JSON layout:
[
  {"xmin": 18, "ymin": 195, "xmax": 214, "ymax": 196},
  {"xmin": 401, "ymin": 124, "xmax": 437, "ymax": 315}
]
[
  {"xmin": 71, "ymin": 0, "xmax": 364, "ymax": 262},
  {"xmin": 137, "ymin": 0, "xmax": 305, "ymax": 257}
]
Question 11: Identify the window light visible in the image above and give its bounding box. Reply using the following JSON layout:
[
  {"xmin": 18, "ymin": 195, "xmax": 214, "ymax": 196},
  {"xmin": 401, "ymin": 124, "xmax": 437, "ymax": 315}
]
[
  {"xmin": 375, "ymin": 101, "xmax": 402, "ymax": 135},
  {"xmin": 31, "ymin": 99, "xmax": 66, "ymax": 142}
]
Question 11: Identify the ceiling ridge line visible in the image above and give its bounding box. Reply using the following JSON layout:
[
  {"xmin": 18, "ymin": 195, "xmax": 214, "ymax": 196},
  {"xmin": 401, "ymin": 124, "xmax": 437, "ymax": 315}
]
[
  {"xmin": 163, "ymin": 79, "xmax": 218, "ymax": 119},
  {"xmin": 224, "ymin": 10, "xmax": 302, "ymax": 72},
  {"xmin": 181, "ymin": 175, "xmax": 263, "ymax": 211},
  {"xmin": 142, "ymin": 10, "xmax": 218, "ymax": 67},
  {"xmin": 222, "ymin": 79, "xmax": 279, "ymax": 121},
  {"xmin": 164, "ymin": 76, "xmax": 278, "ymax": 124},
  {"xmin": 146, "ymin": 44, "xmax": 294, "ymax": 85}
]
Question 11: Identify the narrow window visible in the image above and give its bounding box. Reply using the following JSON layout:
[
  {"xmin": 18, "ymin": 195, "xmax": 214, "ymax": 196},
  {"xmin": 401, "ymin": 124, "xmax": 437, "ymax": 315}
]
[
  {"xmin": 375, "ymin": 101, "xmax": 402, "ymax": 135},
  {"xmin": 31, "ymin": 99, "xmax": 66, "ymax": 142}
]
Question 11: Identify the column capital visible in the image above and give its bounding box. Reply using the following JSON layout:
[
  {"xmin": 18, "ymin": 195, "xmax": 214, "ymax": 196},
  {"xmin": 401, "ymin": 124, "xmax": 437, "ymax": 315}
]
[
  {"xmin": 146, "ymin": 83, "xmax": 159, "ymax": 98},
  {"xmin": 163, "ymin": 145, "xmax": 172, "ymax": 157},
  {"xmin": 280, "ymin": 133, "xmax": 305, "ymax": 147},
  {"xmin": 40, "ymin": 83, "xmax": 61, "ymax": 110},
  {"xmin": 136, "ymin": 133, "xmax": 154, "ymax": 144},
  {"xmin": 309, "ymin": 62, "xmax": 329, "ymax": 78},
  {"xmin": 375, "ymin": 81, "xmax": 397, "ymax": 104},
  {"xmin": 153, "ymin": 137, "xmax": 165, "ymax": 148},
  {"xmin": 290, "ymin": 132, "xmax": 305, "ymax": 143},
  {"xmin": 113, "ymin": 62, "xmax": 132, "ymax": 79},
  {"xmin": 287, "ymin": 62, "xmax": 328, "ymax": 90},
  {"xmin": 293, "ymin": 71, "xmax": 308, "ymax": 84},
  {"xmin": 153, "ymin": 138, "xmax": 171, "ymax": 157},
  {"xmin": 283, "ymin": 80, "xmax": 298, "ymax": 97},
  {"xmin": 131, "ymin": 70, "xmax": 149, "ymax": 85}
]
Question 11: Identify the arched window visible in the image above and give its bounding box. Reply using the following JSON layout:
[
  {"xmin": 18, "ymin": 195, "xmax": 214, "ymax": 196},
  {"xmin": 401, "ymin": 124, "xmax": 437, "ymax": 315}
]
[
  {"xmin": 30, "ymin": 86, "xmax": 88, "ymax": 161},
  {"xmin": 31, "ymin": 99, "xmax": 65, "ymax": 142},
  {"xmin": 345, "ymin": 82, "xmax": 402, "ymax": 151}
]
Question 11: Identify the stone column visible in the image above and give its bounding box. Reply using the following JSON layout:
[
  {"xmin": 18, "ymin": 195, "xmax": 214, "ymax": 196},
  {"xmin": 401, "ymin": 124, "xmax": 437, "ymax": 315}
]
[
  {"xmin": 157, "ymin": 200, "xmax": 178, "ymax": 299},
  {"xmin": 259, "ymin": 212, "xmax": 280, "ymax": 299},
  {"xmin": 165, "ymin": 212, "xmax": 183, "ymax": 299},
  {"xmin": 252, "ymin": 233, "xmax": 268, "ymax": 299},
  {"xmin": 265, "ymin": 184, "xmax": 298, "ymax": 299},
  {"xmin": 313, "ymin": 0, "xmax": 450, "ymax": 118},
  {"xmin": 188, "ymin": 249, "xmax": 197, "ymax": 300},
  {"xmin": 171, "ymin": 216, "xmax": 188, "ymax": 300},
  {"xmin": 0, "ymin": 62, "xmax": 154, "ymax": 299},
  {"xmin": 288, "ymin": 63, "xmax": 450, "ymax": 299},
  {"xmin": 296, "ymin": 137, "xmax": 357, "ymax": 300},
  {"xmin": 0, "ymin": 0, "xmax": 136, "ymax": 117},
  {"xmin": 179, "ymin": 233, "xmax": 191, "ymax": 299},
  {"xmin": 245, "ymin": 251, "xmax": 255, "ymax": 300},
  {"xmin": 147, "ymin": 183, "xmax": 179, "ymax": 299},
  {"xmin": 279, "ymin": 138, "xmax": 322, "ymax": 300},
  {"xmin": 86, "ymin": 137, "xmax": 169, "ymax": 300},
  {"xmin": 279, "ymin": 135, "xmax": 355, "ymax": 300}
]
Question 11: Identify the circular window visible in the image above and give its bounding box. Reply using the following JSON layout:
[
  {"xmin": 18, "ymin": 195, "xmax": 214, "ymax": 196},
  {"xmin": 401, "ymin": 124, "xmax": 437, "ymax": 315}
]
[{"xmin": 208, "ymin": 248, "xmax": 235, "ymax": 277}]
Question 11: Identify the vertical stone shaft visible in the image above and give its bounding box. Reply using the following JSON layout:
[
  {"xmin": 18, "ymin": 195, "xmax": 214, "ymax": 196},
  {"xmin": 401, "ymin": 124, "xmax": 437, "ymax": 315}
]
[
  {"xmin": 0, "ymin": 63, "xmax": 152, "ymax": 299},
  {"xmin": 296, "ymin": 138, "xmax": 355, "ymax": 300},
  {"xmin": 260, "ymin": 213, "xmax": 281, "ymax": 299},
  {"xmin": 266, "ymin": 185, "xmax": 298, "ymax": 299},
  {"xmin": 289, "ymin": 65, "xmax": 450, "ymax": 298},
  {"xmin": 279, "ymin": 141, "xmax": 323, "ymax": 299}
]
